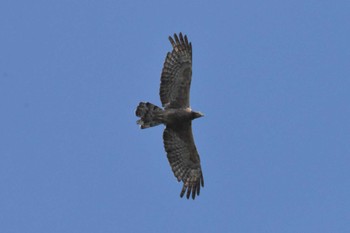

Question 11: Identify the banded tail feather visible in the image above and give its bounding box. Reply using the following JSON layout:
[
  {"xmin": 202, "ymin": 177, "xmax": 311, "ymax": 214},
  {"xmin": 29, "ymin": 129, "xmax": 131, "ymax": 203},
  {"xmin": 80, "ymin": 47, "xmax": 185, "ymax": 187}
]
[{"xmin": 135, "ymin": 102, "xmax": 164, "ymax": 129}]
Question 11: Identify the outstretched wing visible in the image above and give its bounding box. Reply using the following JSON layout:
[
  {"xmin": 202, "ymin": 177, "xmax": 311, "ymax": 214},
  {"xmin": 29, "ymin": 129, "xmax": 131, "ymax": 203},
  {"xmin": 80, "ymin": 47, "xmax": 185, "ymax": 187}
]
[
  {"xmin": 160, "ymin": 33, "xmax": 192, "ymax": 109},
  {"xmin": 163, "ymin": 123, "xmax": 204, "ymax": 199}
]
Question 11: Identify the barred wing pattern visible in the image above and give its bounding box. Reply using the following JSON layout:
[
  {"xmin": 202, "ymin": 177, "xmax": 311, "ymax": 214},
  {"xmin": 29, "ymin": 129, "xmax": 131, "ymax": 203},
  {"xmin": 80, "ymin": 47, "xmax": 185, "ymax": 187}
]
[
  {"xmin": 163, "ymin": 124, "xmax": 204, "ymax": 199},
  {"xmin": 160, "ymin": 33, "xmax": 192, "ymax": 108}
]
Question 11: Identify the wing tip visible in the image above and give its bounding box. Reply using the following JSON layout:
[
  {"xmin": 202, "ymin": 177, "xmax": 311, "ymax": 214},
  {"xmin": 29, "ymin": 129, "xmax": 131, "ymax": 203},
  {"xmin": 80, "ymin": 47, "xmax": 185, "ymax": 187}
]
[
  {"xmin": 168, "ymin": 35, "xmax": 175, "ymax": 46},
  {"xmin": 179, "ymin": 174, "xmax": 204, "ymax": 200},
  {"xmin": 168, "ymin": 32, "xmax": 190, "ymax": 50}
]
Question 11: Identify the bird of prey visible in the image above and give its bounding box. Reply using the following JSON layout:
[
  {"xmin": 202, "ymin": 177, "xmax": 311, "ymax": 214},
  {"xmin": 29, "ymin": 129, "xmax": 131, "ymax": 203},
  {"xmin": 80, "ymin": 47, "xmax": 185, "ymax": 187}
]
[{"xmin": 135, "ymin": 33, "xmax": 204, "ymax": 200}]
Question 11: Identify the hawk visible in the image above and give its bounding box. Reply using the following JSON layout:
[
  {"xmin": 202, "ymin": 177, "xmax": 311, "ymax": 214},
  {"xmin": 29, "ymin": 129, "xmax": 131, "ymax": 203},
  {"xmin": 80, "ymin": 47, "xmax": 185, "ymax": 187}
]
[{"xmin": 135, "ymin": 33, "xmax": 204, "ymax": 199}]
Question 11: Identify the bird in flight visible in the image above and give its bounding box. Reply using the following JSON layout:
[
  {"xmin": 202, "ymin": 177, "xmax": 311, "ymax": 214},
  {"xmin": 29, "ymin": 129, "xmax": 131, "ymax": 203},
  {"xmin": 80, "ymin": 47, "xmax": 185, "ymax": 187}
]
[{"xmin": 135, "ymin": 33, "xmax": 204, "ymax": 199}]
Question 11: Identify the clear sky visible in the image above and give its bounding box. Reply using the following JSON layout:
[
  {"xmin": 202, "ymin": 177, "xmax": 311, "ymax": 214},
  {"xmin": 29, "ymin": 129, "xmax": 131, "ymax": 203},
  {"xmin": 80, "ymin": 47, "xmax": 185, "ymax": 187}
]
[{"xmin": 1, "ymin": 1, "xmax": 349, "ymax": 232}]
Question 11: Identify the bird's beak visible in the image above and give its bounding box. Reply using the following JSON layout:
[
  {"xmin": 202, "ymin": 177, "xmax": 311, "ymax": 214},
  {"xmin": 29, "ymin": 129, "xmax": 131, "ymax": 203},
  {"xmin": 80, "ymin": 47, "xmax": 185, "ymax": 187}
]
[{"xmin": 197, "ymin": 112, "xmax": 204, "ymax": 118}]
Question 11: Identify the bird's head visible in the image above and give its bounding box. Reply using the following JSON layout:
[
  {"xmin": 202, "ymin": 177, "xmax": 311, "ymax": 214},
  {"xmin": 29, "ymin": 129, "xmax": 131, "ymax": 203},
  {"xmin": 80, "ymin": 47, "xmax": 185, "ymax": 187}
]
[{"xmin": 191, "ymin": 111, "xmax": 204, "ymax": 120}]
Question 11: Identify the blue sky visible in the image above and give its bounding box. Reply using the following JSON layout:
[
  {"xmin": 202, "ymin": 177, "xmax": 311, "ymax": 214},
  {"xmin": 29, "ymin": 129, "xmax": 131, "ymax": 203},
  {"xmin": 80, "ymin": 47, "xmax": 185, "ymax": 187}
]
[{"xmin": 1, "ymin": 1, "xmax": 349, "ymax": 232}]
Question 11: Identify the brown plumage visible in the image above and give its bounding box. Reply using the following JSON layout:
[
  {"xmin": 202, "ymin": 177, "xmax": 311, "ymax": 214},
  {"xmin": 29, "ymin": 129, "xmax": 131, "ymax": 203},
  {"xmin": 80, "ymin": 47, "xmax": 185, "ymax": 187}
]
[{"xmin": 135, "ymin": 33, "xmax": 204, "ymax": 199}]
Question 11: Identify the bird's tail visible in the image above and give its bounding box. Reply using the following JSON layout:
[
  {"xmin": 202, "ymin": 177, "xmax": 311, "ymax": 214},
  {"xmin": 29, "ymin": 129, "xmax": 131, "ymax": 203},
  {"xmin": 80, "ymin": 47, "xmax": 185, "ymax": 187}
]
[{"xmin": 135, "ymin": 102, "xmax": 164, "ymax": 129}]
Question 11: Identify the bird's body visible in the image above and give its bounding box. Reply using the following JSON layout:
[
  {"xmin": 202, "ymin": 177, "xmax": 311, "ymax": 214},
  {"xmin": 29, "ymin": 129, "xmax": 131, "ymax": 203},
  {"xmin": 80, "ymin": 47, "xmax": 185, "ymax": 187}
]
[{"xmin": 135, "ymin": 33, "xmax": 204, "ymax": 199}]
